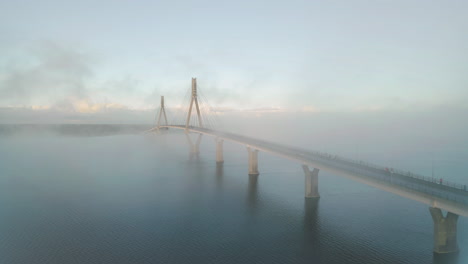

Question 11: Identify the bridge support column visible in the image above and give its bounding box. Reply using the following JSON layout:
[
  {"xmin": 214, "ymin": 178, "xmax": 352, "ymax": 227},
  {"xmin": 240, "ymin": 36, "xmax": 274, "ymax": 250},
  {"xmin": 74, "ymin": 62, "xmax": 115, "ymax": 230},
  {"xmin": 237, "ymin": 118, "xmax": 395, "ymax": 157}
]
[
  {"xmin": 216, "ymin": 139, "xmax": 224, "ymax": 164},
  {"xmin": 247, "ymin": 147, "xmax": 259, "ymax": 176},
  {"xmin": 429, "ymin": 207, "xmax": 459, "ymax": 254},
  {"xmin": 302, "ymin": 165, "xmax": 320, "ymax": 199}
]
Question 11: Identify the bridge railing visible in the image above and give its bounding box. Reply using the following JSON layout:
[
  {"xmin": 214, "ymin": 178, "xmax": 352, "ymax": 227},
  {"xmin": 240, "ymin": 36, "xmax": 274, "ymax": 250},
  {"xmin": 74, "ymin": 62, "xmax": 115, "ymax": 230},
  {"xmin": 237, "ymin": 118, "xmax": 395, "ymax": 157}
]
[
  {"xmin": 191, "ymin": 127, "xmax": 468, "ymax": 194},
  {"xmin": 304, "ymin": 149, "xmax": 468, "ymax": 193},
  {"xmin": 300, "ymin": 151, "xmax": 468, "ymax": 204},
  {"xmin": 381, "ymin": 171, "xmax": 468, "ymax": 204}
]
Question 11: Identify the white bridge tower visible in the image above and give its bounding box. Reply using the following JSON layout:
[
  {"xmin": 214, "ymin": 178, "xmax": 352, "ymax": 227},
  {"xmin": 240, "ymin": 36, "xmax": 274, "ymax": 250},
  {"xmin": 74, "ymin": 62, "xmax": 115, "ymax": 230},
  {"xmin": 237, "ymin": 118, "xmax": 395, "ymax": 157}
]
[
  {"xmin": 156, "ymin": 96, "xmax": 168, "ymax": 129},
  {"xmin": 185, "ymin": 78, "xmax": 203, "ymax": 129}
]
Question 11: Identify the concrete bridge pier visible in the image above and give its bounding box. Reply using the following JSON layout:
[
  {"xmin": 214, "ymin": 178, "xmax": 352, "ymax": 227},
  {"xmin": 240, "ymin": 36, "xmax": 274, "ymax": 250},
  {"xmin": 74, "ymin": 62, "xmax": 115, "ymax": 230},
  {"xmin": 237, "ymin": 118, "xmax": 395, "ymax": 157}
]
[
  {"xmin": 302, "ymin": 165, "xmax": 320, "ymax": 199},
  {"xmin": 430, "ymin": 207, "xmax": 459, "ymax": 254},
  {"xmin": 247, "ymin": 147, "xmax": 259, "ymax": 176},
  {"xmin": 216, "ymin": 138, "xmax": 224, "ymax": 164}
]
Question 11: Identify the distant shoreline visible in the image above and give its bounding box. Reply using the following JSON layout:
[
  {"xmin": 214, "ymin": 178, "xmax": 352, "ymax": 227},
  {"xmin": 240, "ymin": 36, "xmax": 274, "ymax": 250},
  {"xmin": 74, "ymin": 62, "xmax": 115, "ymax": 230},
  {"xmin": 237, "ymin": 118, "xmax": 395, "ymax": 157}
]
[{"xmin": 0, "ymin": 124, "xmax": 154, "ymax": 137}]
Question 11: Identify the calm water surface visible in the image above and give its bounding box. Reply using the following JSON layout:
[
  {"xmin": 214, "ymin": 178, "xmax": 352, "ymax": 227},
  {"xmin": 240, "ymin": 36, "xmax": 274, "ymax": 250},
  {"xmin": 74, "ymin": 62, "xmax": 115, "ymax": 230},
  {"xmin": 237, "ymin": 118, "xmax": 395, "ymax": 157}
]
[{"xmin": 0, "ymin": 126, "xmax": 466, "ymax": 264}]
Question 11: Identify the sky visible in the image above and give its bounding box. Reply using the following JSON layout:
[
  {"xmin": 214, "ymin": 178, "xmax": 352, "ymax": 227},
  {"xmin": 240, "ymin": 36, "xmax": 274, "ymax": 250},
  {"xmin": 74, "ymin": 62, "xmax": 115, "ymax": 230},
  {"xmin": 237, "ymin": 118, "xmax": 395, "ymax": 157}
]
[{"xmin": 0, "ymin": 0, "xmax": 467, "ymax": 123}]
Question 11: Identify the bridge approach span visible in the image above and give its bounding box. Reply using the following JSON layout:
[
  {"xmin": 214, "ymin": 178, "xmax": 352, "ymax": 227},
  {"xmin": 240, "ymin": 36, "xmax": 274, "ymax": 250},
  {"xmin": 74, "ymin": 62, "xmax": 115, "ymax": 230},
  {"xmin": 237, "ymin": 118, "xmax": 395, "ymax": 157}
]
[{"xmin": 160, "ymin": 125, "xmax": 468, "ymax": 218}]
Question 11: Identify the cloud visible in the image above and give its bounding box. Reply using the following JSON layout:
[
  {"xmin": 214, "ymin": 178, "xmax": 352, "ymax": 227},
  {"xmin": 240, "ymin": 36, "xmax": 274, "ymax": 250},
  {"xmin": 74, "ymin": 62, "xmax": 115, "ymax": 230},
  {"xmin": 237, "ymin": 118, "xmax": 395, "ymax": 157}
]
[
  {"xmin": 207, "ymin": 106, "xmax": 283, "ymax": 113},
  {"xmin": 0, "ymin": 42, "xmax": 93, "ymax": 106},
  {"xmin": 0, "ymin": 42, "xmax": 151, "ymax": 116},
  {"xmin": 0, "ymin": 105, "xmax": 154, "ymax": 124},
  {"xmin": 54, "ymin": 98, "xmax": 127, "ymax": 114},
  {"xmin": 300, "ymin": 105, "xmax": 321, "ymax": 113}
]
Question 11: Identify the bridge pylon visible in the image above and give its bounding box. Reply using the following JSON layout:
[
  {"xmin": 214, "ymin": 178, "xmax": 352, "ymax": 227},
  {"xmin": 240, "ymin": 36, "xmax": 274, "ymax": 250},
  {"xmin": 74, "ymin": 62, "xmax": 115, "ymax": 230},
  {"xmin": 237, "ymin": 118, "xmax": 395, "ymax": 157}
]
[
  {"xmin": 185, "ymin": 132, "xmax": 202, "ymax": 160},
  {"xmin": 156, "ymin": 96, "xmax": 168, "ymax": 129},
  {"xmin": 185, "ymin": 78, "xmax": 203, "ymax": 130}
]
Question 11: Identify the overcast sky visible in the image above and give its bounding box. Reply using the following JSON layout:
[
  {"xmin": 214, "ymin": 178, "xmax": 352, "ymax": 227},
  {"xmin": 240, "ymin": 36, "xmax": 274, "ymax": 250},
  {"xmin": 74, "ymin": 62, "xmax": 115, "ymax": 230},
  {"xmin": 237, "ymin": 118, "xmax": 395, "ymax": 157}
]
[{"xmin": 1, "ymin": 0, "xmax": 467, "ymax": 123}]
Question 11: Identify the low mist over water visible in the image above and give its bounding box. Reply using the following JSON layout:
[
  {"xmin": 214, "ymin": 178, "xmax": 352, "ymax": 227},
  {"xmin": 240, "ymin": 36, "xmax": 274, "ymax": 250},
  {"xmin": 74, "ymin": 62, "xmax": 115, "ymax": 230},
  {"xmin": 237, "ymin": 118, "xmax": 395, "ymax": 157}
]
[
  {"xmin": 2, "ymin": 0, "xmax": 468, "ymax": 262},
  {"xmin": 0, "ymin": 123, "xmax": 466, "ymax": 264}
]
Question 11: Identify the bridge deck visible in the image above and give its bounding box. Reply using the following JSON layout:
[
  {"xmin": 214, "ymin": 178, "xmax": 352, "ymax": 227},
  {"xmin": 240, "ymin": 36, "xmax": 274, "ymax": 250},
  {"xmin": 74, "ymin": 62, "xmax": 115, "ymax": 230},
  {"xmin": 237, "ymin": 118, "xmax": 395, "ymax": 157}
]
[{"xmin": 157, "ymin": 125, "xmax": 468, "ymax": 217}]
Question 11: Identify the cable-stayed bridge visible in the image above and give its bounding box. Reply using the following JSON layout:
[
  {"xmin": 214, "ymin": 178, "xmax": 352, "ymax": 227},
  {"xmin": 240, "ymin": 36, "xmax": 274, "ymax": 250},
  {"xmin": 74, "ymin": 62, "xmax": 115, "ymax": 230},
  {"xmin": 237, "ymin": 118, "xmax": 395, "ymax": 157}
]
[{"xmin": 148, "ymin": 78, "xmax": 468, "ymax": 255}]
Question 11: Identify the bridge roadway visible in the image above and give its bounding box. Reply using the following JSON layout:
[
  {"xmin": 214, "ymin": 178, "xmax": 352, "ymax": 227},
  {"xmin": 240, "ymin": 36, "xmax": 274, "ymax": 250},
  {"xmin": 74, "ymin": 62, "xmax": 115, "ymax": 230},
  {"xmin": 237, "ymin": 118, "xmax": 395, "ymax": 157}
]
[{"xmin": 160, "ymin": 125, "xmax": 468, "ymax": 217}]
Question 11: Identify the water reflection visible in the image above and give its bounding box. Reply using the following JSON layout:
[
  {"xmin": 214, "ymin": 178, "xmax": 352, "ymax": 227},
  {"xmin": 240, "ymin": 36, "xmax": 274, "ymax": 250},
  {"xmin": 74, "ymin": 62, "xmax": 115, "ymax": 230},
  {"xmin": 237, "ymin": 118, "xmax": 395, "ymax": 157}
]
[
  {"xmin": 302, "ymin": 198, "xmax": 321, "ymax": 260},
  {"xmin": 187, "ymin": 133, "xmax": 203, "ymax": 161},
  {"xmin": 215, "ymin": 162, "xmax": 224, "ymax": 188},
  {"xmin": 3, "ymin": 131, "xmax": 467, "ymax": 264},
  {"xmin": 303, "ymin": 198, "xmax": 320, "ymax": 237},
  {"xmin": 434, "ymin": 252, "xmax": 459, "ymax": 264},
  {"xmin": 246, "ymin": 174, "xmax": 259, "ymax": 211}
]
